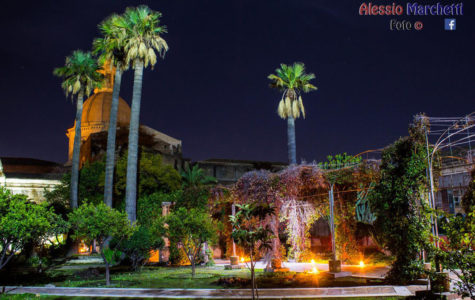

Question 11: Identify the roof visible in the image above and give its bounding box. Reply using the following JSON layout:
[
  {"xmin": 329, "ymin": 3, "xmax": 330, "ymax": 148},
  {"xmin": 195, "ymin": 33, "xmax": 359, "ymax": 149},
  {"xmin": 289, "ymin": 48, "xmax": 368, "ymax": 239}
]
[
  {"xmin": 0, "ymin": 157, "xmax": 66, "ymax": 179},
  {"xmin": 198, "ymin": 158, "xmax": 287, "ymax": 166},
  {"xmin": 81, "ymin": 91, "xmax": 131, "ymax": 126}
]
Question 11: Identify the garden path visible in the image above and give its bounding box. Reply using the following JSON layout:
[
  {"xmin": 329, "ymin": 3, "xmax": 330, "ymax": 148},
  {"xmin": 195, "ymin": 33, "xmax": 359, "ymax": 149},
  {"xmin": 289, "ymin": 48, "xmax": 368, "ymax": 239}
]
[{"xmin": 3, "ymin": 285, "xmax": 420, "ymax": 298}]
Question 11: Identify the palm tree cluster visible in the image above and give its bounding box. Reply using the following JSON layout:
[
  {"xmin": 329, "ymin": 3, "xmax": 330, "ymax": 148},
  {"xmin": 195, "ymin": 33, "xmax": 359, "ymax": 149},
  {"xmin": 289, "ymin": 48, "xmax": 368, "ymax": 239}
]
[
  {"xmin": 54, "ymin": 5, "xmax": 168, "ymax": 221},
  {"xmin": 54, "ymin": 5, "xmax": 318, "ymax": 223}
]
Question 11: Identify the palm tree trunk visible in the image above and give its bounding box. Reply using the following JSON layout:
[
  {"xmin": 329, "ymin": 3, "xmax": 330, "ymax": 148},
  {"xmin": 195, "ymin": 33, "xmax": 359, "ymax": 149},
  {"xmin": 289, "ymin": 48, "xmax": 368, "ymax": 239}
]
[
  {"xmin": 70, "ymin": 91, "xmax": 84, "ymax": 209},
  {"xmin": 103, "ymin": 68, "xmax": 123, "ymax": 207},
  {"xmin": 125, "ymin": 60, "xmax": 144, "ymax": 222},
  {"xmin": 287, "ymin": 116, "xmax": 297, "ymax": 165}
]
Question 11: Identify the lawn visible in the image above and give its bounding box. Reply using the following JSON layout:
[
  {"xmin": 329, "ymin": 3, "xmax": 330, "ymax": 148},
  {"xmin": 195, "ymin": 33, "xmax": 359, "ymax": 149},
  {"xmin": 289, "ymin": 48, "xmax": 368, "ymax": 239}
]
[{"xmin": 53, "ymin": 266, "xmax": 254, "ymax": 289}]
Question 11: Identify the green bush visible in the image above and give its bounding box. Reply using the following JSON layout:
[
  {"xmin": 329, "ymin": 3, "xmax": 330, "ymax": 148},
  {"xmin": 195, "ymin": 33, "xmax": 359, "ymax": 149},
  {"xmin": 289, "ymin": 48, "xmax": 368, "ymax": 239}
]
[{"xmin": 0, "ymin": 187, "xmax": 64, "ymax": 270}]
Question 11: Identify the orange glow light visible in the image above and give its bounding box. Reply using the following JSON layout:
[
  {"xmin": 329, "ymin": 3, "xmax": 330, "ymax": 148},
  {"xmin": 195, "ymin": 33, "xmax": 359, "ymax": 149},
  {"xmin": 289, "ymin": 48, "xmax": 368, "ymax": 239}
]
[
  {"xmin": 359, "ymin": 261, "xmax": 365, "ymax": 267},
  {"xmin": 311, "ymin": 267, "xmax": 319, "ymax": 274},
  {"xmin": 241, "ymin": 257, "xmax": 244, "ymax": 263},
  {"xmin": 310, "ymin": 259, "xmax": 315, "ymax": 264}
]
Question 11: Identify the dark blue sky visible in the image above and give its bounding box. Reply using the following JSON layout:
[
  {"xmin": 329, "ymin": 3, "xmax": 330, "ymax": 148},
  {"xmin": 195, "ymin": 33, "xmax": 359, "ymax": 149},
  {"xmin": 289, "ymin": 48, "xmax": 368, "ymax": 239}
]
[{"xmin": 0, "ymin": 0, "xmax": 473, "ymax": 164}]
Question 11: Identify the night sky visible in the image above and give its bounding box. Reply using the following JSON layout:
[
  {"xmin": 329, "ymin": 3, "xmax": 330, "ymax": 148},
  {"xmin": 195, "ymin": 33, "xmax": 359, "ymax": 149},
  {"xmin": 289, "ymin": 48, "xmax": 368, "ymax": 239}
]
[{"xmin": 0, "ymin": 0, "xmax": 473, "ymax": 164}]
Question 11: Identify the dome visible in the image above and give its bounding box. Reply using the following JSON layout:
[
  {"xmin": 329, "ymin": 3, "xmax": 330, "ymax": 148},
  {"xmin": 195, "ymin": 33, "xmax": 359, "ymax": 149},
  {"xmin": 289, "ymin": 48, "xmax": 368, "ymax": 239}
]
[
  {"xmin": 81, "ymin": 91, "xmax": 131, "ymax": 125},
  {"xmin": 66, "ymin": 91, "xmax": 131, "ymax": 162}
]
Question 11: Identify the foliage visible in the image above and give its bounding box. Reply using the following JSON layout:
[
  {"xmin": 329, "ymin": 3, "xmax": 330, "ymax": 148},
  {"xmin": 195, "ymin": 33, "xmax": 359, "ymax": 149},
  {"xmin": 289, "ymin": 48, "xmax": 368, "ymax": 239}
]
[
  {"xmin": 174, "ymin": 165, "xmax": 216, "ymax": 210},
  {"xmin": 435, "ymin": 210, "xmax": 475, "ymax": 298},
  {"xmin": 68, "ymin": 202, "xmax": 134, "ymax": 285},
  {"xmin": 369, "ymin": 125, "xmax": 432, "ymax": 284},
  {"xmin": 44, "ymin": 161, "xmax": 106, "ymax": 209},
  {"xmin": 53, "ymin": 50, "xmax": 103, "ymax": 99},
  {"xmin": 181, "ymin": 165, "xmax": 217, "ymax": 187},
  {"xmin": 118, "ymin": 192, "xmax": 168, "ymax": 270},
  {"xmin": 232, "ymin": 170, "xmax": 282, "ymax": 259},
  {"xmin": 318, "ymin": 153, "xmax": 362, "ymax": 184},
  {"xmin": 278, "ymin": 165, "xmax": 326, "ymax": 261},
  {"xmin": 166, "ymin": 207, "xmax": 217, "ymax": 277},
  {"xmin": 68, "ymin": 202, "xmax": 133, "ymax": 247},
  {"xmin": 208, "ymin": 186, "xmax": 233, "ymax": 258},
  {"xmin": 77, "ymin": 161, "xmax": 106, "ymax": 205},
  {"xmin": 355, "ymin": 182, "xmax": 376, "ymax": 224},
  {"xmin": 279, "ymin": 198, "xmax": 317, "ymax": 261},
  {"xmin": 230, "ymin": 203, "xmax": 275, "ymax": 299},
  {"xmin": 93, "ymin": 14, "xmax": 128, "ymax": 70},
  {"xmin": 462, "ymin": 168, "xmax": 475, "ymax": 214},
  {"xmin": 0, "ymin": 187, "xmax": 63, "ymax": 270},
  {"xmin": 115, "ymin": 151, "xmax": 181, "ymax": 200},
  {"xmin": 268, "ymin": 62, "xmax": 317, "ymax": 120},
  {"xmin": 117, "ymin": 5, "xmax": 168, "ymax": 68},
  {"xmin": 136, "ymin": 192, "xmax": 169, "ymax": 226},
  {"xmin": 318, "ymin": 153, "xmax": 366, "ymax": 263}
]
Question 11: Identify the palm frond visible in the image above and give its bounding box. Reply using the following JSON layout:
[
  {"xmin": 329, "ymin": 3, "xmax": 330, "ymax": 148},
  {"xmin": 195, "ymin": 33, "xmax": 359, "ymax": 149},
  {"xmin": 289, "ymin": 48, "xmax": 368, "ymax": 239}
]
[
  {"xmin": 53, "ymin": 50, "xmax": 103, "ymax": 100},
  {"xmin": 268, "ymin": 62, "xmax": 317, "ymax": 119}
]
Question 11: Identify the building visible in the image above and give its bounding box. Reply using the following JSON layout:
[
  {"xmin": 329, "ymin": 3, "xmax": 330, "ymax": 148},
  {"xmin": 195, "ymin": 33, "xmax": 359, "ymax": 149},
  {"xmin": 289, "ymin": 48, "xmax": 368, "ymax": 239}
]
[
  {"xmin": 435, "ymin": 150, "xmax": 474, "ymax": 214},
  {"xmin": 65, "ymin": 64, "xmax": 187, "ymax": 169},
  {"xmin": 197, "ymin": 158, "xmax": 287, "ymax": 185},
  {"xmin": 0, "ymin": 63, "xmax": 287, "ymax": 204},
  {"xmin": 0, "ymin": 157, "xmax": 65, "ymax": 202}
]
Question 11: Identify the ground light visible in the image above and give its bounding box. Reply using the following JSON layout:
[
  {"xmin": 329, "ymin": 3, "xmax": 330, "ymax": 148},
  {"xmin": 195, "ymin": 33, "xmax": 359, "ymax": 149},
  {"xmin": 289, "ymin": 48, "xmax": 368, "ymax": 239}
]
[{"xmin": 309, "ymin": 259, "xmax": 319, "ymax": 273}]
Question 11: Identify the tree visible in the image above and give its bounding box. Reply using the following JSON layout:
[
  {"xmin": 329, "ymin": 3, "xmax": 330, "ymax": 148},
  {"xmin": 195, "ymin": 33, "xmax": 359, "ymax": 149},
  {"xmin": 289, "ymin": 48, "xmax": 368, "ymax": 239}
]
[
  {"xmin": 53, "ymin": 50, "xmax": 103, "ymax": 209},
  {"xmin": 166, "ymin": 207, "xmax": 216, "ymax": 278},
  {"xmin": 268, "ymin": 62, "xmax": 317, "ymax": 164},
  {"xmin": 93, "ymin": 14, "xmax": 129, "ymax": 208},
  {"xmin": 68, "ymin": 202, "xmax": 134, "ymax": 285},
  {"xmin": 118, "ymin": 5, "xmax": 168, "ymax": 222},
  {"xmin": 117, "ymin": 225, "xmax": 164, "ymax": 271},
  {"xmin": 115, "ymin": 151, "xmax": 181, "ymax": 201},
  {"xmin": 44, "ymin": 160, "xmax": 106, "ymax": 209},
  {"xmin": 436, "ymin": 210, "xmax": 474, "ymax": 298},
  {"xmin": 117, "ymin": 192, "xmax": 169, "ymax": 270},
  {"xmin": 369, "ymin": 124, "xmax": 432, "ymax": 284},
  {"xmin": 461, "ymin": 168, "xmax": 475, "ymax": 214},
  {"xmin": 0, "ymin": 187, "xmax": 62, "ymax": 270},
  {"xmin": 181, "ymin": 165, "xmax": 217, "ymax": 188},
  {"xmin": 230, "ymin": 203, "xmax": 275, "ymax": 300},
  {"xmin": 175, "ymin": 165, "xmax": 216, "ymax": 210}
]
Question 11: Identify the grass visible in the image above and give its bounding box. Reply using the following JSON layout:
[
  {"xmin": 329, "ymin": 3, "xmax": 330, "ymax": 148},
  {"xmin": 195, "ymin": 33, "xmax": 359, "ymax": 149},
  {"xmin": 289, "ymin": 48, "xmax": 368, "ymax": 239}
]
[
  {"xmin": 51, "ymin": 266, "xmax": 255, "ymax": 289},
  {"xmin": 3, "ymin": 263, "xmax": 390, "ymax": 289}
]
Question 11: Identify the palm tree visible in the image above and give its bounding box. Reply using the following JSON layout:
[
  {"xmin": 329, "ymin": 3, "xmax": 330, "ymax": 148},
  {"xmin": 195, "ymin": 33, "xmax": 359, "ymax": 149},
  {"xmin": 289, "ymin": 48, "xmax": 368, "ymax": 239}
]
[
  {"xmin": 54, "ymin": 51, "xmax": 103, "ymax": 209},
  {"xmin": 181, "ymin": 165, "xmax": 217, "ymax": 188},
  {"xmin": 93, "ymin": 14, "xmax": 129, "ymax": 208},
  {"xmin": 119, "ymin": 6, "xmax": 168, "ymax": 221},
  {"xmin": 268, "ymin": 63, "xmax": 317, "ymax": 165}
]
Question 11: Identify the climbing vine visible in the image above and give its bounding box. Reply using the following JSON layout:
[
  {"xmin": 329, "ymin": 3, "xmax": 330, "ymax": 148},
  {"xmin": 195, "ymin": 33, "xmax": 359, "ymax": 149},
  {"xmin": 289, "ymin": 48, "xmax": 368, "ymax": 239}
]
[{"xmin": 369, "ymin": 121, "xmax": 433, "ymax": 284}]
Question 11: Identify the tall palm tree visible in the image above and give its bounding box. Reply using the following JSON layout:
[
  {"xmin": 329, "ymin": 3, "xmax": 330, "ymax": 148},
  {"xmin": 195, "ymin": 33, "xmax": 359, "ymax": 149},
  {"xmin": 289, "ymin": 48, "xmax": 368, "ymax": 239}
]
[
  {"xmin": 268, "ymin": 63, "xmax": 317, "ymax": 165},
  {"xmin": 93, "ymin": 14, "xmax": 129, "ymax": 208},
  {"xmin": 119, "ymin": 6, "xmax": 168, "ymax": 221},
  {"xmin": 54, "ymin": 51, "xmax": 103, "ymax": 209}
]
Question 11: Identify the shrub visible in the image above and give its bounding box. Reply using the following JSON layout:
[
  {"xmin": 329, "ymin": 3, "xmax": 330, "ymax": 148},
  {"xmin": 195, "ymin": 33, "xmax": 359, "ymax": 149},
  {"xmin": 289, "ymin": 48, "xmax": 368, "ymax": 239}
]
[
  {"xmin": 0, "ymin": 187, "xmax": 63, "ymax": 270},
  {"xmin": 68, "ymin": 202, "xmax": 134, "ymax": 285},
  {"xmin": 167, "ymin": 207, "xmax": 217, "ymax": 277}
]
